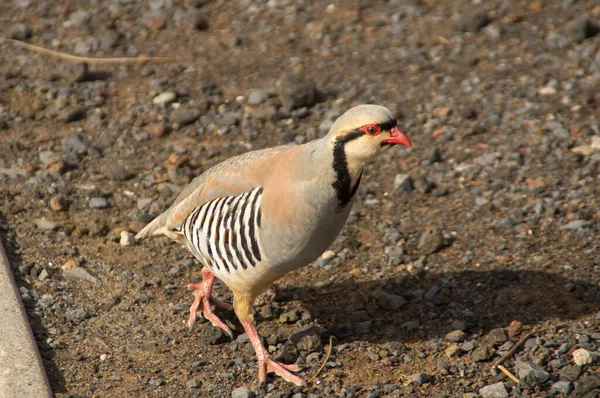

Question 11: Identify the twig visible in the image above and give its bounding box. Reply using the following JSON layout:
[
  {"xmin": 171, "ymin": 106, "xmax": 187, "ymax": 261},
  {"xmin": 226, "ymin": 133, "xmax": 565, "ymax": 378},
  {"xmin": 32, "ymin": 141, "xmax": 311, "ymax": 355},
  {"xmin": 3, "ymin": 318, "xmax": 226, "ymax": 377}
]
[
  {"xmin": 1, "ymin": 37, "xmax": 187, "ymax": 65},
  {"xmin": 308, "ymin": 336, "xmax": 335, "ymax": 383},
  {"xmin": 497, "ymin": 365, "xmax": 519, "ymax": 384},
  {"xmin": 492, "ymin": 329, "xmax": 535, "ymax": 369}
]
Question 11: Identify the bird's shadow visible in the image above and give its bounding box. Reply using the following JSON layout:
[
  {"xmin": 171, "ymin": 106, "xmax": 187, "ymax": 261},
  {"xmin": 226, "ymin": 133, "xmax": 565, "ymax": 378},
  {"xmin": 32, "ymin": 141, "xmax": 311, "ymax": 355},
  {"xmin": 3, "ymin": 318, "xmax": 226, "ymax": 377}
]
[{"xmin": 282, "ymin": 269, "xmax": 599, "ymax": 344}]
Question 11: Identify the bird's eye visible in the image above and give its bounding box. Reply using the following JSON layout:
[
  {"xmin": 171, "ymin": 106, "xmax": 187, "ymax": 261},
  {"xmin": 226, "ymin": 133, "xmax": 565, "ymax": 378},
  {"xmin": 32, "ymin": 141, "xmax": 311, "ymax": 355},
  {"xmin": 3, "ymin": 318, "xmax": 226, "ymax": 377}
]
[{"xmin": 363, "ymin": 125, "xmax": 380, "ymax": 136}]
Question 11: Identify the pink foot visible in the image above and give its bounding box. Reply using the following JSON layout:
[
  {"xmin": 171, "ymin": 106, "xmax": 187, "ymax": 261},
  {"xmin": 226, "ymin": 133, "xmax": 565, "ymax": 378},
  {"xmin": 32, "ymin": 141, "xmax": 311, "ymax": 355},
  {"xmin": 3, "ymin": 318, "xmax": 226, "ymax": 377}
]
[
  {"xmin": 240, "ymin": 319, "xmax": 305, "ymax": 386},
  {"xmin": 188, "ymin": 268, "xmax": 234, "ymax": 339}
]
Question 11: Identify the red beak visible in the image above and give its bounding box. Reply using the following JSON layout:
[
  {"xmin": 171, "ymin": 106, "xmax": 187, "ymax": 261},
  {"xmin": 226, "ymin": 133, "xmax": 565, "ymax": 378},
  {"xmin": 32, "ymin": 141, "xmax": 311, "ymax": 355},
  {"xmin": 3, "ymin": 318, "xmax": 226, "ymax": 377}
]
[{"xmin": 382, "ymin": 126, "xmax": 412, "ymax": 147}]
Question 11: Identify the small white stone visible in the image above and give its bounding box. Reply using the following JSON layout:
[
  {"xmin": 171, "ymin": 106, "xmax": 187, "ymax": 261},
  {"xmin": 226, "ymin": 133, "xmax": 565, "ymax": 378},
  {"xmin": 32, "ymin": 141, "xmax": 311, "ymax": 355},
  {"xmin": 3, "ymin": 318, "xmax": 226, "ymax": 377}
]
[
  {"xmin": 538, "ymin": 86, "xmax": 557, "ymax": 96},
  {"xmin": 321, "ymin": 250, "xmax": 336, "ymax": 260},
  {"xmin": 99, "ymin": 353, "xmax": 108, "ymax": 362},
  {"xmin": 152, "ymin": 91, "xmax": 177, "ymax": 105},
  {"xmin": 572, "ymin": 348, "xmax": 594, "ymax": 366},
  {"xmin": 119, "ymin": 230, "xmax": 136, "ymax": 246}
]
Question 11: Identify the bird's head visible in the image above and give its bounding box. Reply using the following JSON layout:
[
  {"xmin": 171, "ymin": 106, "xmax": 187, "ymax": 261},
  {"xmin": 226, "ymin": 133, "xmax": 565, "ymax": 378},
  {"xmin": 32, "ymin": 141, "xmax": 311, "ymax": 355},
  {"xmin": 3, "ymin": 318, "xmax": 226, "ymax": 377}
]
[{"xmin": 327, "ymin": 104, "xmax": 411, "ymax": 164}]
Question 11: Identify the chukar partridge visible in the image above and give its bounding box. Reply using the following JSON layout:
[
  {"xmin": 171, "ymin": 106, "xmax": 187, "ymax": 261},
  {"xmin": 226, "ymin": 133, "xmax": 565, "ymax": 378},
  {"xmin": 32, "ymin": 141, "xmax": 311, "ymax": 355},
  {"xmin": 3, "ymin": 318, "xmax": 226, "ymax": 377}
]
[{"xmin": 136, "ymin": 104, "xmax": 411, "ymax": 386}]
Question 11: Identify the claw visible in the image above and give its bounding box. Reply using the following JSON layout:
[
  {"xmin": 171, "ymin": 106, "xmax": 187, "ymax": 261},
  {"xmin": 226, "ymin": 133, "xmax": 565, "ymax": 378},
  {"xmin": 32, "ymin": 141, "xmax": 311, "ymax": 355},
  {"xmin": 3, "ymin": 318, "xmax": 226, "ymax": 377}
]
[{"xmin": 187, "ymin": 268, "xmax": 233, "ymax": 338}]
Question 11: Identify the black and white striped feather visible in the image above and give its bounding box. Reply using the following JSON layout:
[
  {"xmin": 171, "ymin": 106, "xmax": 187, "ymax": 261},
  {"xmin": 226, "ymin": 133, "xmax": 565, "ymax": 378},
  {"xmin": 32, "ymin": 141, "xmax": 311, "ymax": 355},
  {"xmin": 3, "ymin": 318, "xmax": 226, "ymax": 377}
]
[{"xmin": 180, "ymin": 187, "xmax": 264, "ymax": 274}]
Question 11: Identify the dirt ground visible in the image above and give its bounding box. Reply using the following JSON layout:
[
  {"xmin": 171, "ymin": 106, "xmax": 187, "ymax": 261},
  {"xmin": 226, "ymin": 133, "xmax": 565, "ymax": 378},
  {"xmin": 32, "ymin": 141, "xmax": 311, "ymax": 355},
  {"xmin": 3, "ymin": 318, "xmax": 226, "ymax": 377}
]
[{"xmin": 1, "ymin": 0, "xmax": 600, "ymax": 397}]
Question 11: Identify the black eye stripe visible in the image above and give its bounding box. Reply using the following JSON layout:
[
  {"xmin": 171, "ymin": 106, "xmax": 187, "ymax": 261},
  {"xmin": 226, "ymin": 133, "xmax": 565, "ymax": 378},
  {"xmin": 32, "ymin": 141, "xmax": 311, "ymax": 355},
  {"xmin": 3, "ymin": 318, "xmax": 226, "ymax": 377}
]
[{"xmin": 377, "ymin": 119, "xmax": 397, "ymax": 131}]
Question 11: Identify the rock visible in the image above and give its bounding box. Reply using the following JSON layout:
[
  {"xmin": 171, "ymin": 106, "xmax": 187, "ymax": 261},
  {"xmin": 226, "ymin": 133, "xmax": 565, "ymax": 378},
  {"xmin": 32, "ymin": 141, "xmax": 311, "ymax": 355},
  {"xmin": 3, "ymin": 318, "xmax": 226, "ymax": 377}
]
[
  {"xmin": 172, "ymin": 108, "xmax": 201, "ymax": 126},
  {"xmin": 424, "ymin": 285, "xmax": 440, "ymax": 301},
  {"xmin": 62, "ymin": 134, "xmax": 90, "ymax": 154},
  {"xmin": 372, "ymin": 290, "xmax": 407, "ymax": 310},
  {"xmin": 278, "ymin": 310, "xmax": 299, "ymax": 324},
  {"xmin": 461, "ymin": 341, "xmax": 475, "ymax": 352},
  {"xmin": 418, "ymin": 227, "xmax": 447, "ymax": 255},
  {"xmin": 90, "ymin": 197, "xmax": 110, "ymax": 209},
  {"xmin": 148, "ymin": 378, "xmax": 163, "ymax": 386},
  {"xmin": 394, "ymin": 174, "xmax": 413, "ymax": 193},
  {"xmin": 199, "ymin": 324, "xmax": 229, "ymax": 345},
  {"xmin": 549, "ymin": 381, "xmax": 572, "ymax": 395},
  {"xmin": 119, "ymin": 231, "xmax": 136, "ymax": 246},
  {"xmin": 564, "ymin": 18, "xmax": 599, "ymax": 43},
  {"xmin": 484, "ymin": 328, "xmax": 508, "ymax": 346},
  {"xmin": 456, "ymin": 11, "xmax": 490, "ymax": 32},
  {"xmin": 355, "ymin": 321, "xmax": 372, "ymax": 334},
  {"xmin": 445, "ymin": 330, "xmax": 466, "ymax": 342},
  {"xmin": 445, "ymin": 344, "xmax": 463, "ymax": 357},
  {"xmin": 572, "ymin": 348, "xmax": 594, "ymax": 366},
  {"xmin": 34, "ymin": 217, "xmax": 59, "ymax": 231},
  {"xmin": 409, "ymin": 373, "xmax": 430, "ymax": 386},
  {"xmin": 515, "ymin": 360, "xmax": 550, "ymax": 385},
  {"xmin": 109, "ymin": 164, "xmax": 135, "ymax": 181},
  {"xmin": 231, "ymin": 386, "xmax": 255, "ymax": 398},
  {"xmin": 143, "ymin": 11, "xmax": 167, "ymax": 30},
  {"xmin": 561, "ymin": 220, "xmax": 591, "ymax": 230},
  {"xmin": 247, "ymin": 89, "xmax": 270, "ymax": 105},
  {"xmin": 59, "ymin": 107, "xmax": 87, "ymax": 123},
  {"xmin": 559, "ymin": 364, "xmax": 581, "ymax": 382},
  {"xmin": 65, "ymin": 308, "xmax": 91, "ymax": 324},
  {"xmin": 479, "ymin": 382, "xmax": 508, "ymax": 398},
  {"xmin": 38, "ymin": 269, "xmax": 49, "ymax": 281},
  {"xmin": 9, "ymin": 23, "xmax": 32, "ymax": 40},
  {"xmin": 277, "ymin": 70, "xmax": 318, "ymax": 110},
  {"xmin": 401, "ymin": 319, "xmax": 420, "ymax": 331},
  {"xmin": 153, "ymin": 92, "xmax": 177, "ymax": 105},
  {"xmin": 185, "ymin": 378, "xmax": 202, "ymax": 388},
  {"xmin": 289, "ymin": 325, "xmax": 322, "ymax": 352},
  {"xmin": 507, "ymin": 320, "xmax": 523, "ymax": 338},
  {"xmin": 49, "ymin": 195, "xmax": 68, "ymax": 212},
  {"xmin": 63, "ymin": 267, "xmax": 98, "ymax": 284},
  {"xmin": 570, "ymin": 374, "xmax": 600, "ymax": 397},
  {"xmin": 472, "ymin": 346, "xmax": 491, "ymax": 362}
]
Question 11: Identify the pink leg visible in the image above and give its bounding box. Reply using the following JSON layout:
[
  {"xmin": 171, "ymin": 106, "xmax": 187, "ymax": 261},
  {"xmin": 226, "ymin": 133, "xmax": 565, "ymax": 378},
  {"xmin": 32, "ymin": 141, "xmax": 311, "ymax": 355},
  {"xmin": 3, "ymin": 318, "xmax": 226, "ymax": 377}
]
[
  {"xmin": 240, "ymin": 319, "xmax": 305, "ymax": 386},
  {"xmin": 188, "ymin": 267, "xmax": 234, "ymax": 339}
]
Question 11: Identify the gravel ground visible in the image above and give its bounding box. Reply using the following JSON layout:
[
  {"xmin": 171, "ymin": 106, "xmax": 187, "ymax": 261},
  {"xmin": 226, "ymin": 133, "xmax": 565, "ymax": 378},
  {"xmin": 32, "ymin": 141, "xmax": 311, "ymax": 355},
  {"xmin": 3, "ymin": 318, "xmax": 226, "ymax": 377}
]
[{"xmin": 1, "ymin": 0, "xmax": 600, "ymax": 397}]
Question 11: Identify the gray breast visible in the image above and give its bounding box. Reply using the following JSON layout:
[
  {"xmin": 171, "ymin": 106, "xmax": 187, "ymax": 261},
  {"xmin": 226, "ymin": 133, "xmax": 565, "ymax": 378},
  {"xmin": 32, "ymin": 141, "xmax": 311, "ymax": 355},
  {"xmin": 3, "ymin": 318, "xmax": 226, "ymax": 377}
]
[{"xmin": 180, "ymin": 187, "xmax": 264, "ymax": 273}]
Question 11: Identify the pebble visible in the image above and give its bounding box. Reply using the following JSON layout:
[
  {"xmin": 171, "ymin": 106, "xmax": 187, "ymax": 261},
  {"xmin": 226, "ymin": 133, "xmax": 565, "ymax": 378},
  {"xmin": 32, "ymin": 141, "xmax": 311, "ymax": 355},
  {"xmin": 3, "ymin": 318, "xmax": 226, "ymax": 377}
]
[
  {"xmin": 171, "ymin": 108, "xmax": 201, "ymax": 126},
  {"xmin": 65, "ymin": 308, "xmax": 91, "ymax": 324},
  {"xmin": 472, "ymin": 346, "xmax": 491, "ymax": 362},
  {"xmin": 289, "ymin": 325, "xmax": 322, "ymax": 352},
  {"xmin": 561, "ymin": 220, "xmax": 590, "ymax": 230},
  {"xmin": 456, "ymin": 11, "xmax": 490, "ymax": 32},
  {"xmin": 148, "ymin": 378, "xmax": 164, "ymax": 386},
  {"xmin": 401, "ymin": 319, "xmax": 420, "ymax": 331},
  {"xmin": 572, "ymin": 348, "xmax": 594, "ymax": 366},
  {"xmin": 9, "ymin": 23, "xmax": 32, "ymax": 40},
  {"xmin": 445, "ymin": 344, "xmax": 463, "ymax": 357},
  {"xmin": 484, "ymin": 328, "xmax": 508, "ymax": 346},
  {"xmin": 185, "ymin": 378, "xmax": 202, "ymax": 388},
  {"xmin": 372, "ymin": 290, "xmax": 406, "ymax": 310},
  {"xmin": 34, "ymin": 217, "xmax": 59, "ymax": 231},
  {"xmin": 393, "ymin": 174, "xmax": 413, "ymax": 193},
  {"xmin": 418, "ymin": 228, "xmax": 447, "ymax": 255},
  {"xmin": 231, "ymin": 386, "xmax": 255, "ymax": 398},
  {"xmin": 62, "ymin": 135, "xmax": 90, "ymax": 154},
  {"xmin": 153, "ymin": 92, "xmax": 177, "ymax": 105},
  {"xmin": 277, "ymin": 70, "xmax": 318, "ymax": 110},
  {"xmin": 550, "ymin": 380, "xmax": 572, "ymax": 395},
  {"xmin": 461, "ymin": 341, "xmax": 475, "ymax": 352},
  {"xmin": 49, "ymin": 195, "xmax": 68, "ymax": 212},
  {"xmin": 247, "ymin": 89, "xmax": 270, "ymax": 105},
  {"xmin": 89, "ymin": 197, "xmax": 110, "ymax": 209},
  {"xmin": 479, "ymin": 382, "xmax": 508, "ymax": 398},
  {"xmin": 119, "ymin": 231, "xmax": 136, "ymax": 246},
  {"xmin": 445, "ymin": 330, "xmax": 466, "ymax": 342},
  {"xmin": 278, "ymin": 310, "xmax": 299, "ymax": 324},
  {"xmin": 409, "ymin": 373, "xmax": 430, "ymax": 386},
  {"xmin": 63, "ymin": 267, "xmax": 98, "ymax": 284},
  {"xmin": 515, "ymin": 360, "xmax": 550, "ymax": 385}
]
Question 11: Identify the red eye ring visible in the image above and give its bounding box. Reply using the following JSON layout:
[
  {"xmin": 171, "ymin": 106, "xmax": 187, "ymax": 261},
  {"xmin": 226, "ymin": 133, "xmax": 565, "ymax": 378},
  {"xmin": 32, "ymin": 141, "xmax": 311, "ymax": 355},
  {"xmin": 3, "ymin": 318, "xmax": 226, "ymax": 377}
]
[{"xmin": 362, "ymin": 124, "xmax": 381, "ymax": 136}]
